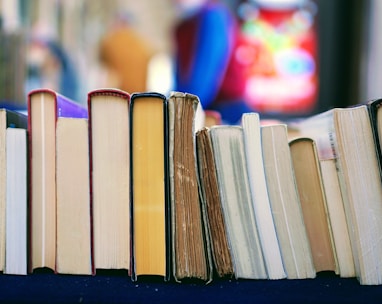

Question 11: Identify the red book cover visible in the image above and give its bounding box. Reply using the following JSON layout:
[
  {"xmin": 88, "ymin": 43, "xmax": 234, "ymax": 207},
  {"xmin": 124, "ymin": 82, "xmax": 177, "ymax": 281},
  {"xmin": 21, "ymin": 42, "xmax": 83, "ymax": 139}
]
[{"xmin": 87, "ymin": 88, "xmax": 131, "ymax": 275}]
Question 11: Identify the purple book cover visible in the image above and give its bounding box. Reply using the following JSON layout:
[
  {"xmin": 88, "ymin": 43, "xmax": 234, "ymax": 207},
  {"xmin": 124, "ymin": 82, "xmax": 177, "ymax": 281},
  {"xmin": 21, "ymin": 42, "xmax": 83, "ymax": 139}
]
[
  {"xmin": 27, "ymin": 88, "xmax": 88, "ymax": 155},
  {"xmin": 27, "ymin": 88, "xmax": 89, "ymax": 274},
  {"xmin": 55, "ymin": 93, "xmax": 88, "ymax": 118},
  {"xmin": 28, "ymin": 88, "xmax": 87, "ymax": 120}
]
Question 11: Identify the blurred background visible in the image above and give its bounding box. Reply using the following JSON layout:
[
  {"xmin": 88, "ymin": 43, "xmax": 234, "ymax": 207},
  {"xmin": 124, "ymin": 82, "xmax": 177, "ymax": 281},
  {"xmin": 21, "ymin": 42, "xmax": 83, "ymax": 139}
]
[{"xmin": 0, "ymin": 0, "xmax": 381, "ymax": 122}]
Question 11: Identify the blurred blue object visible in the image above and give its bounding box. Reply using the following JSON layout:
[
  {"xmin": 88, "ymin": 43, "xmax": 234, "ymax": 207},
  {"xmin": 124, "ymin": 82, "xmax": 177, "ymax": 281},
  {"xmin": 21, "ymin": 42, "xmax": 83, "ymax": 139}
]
[{"xmin": 26, "ymin": 37, "xmax": 79, "ymax": 102}]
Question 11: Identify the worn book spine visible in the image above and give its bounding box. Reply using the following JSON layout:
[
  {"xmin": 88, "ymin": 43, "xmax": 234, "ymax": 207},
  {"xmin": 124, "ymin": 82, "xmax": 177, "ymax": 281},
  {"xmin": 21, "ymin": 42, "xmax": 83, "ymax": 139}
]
[
  {"xmin": 195, "ymin": 127, "xmax": 234, "ymax": 278},
  {"xmin": 168, "ymin": 91, "xmax": 212, "ymax": 282}
]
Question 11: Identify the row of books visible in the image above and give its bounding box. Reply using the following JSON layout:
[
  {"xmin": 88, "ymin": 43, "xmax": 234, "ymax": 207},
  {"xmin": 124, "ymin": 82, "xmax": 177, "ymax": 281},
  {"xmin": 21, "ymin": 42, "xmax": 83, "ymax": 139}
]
[{"xmin": 1, "ymin": 88, "xmax": 382, "ymax": 286}]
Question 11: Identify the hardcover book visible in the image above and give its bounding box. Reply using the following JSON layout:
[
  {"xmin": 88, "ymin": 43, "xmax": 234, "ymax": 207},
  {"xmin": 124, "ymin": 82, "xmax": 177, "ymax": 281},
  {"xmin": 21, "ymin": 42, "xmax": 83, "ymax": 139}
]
[
  {"xmin": 88, "ymin": 88, "xmax": 130, "ymax": 272},
  {"xmin": 56, "ymin": 117, "xmax": 93, "ymax": 275},
  {"xmin": 28, "ymin": 89, "xmax": 87, "ymax": 272},
  {"xmin": 168, "ymin": 92, "xmax": 212, "ymax": 282},
  {"xmin": 289, "ymin": 137, "xmax": 338, "ymax": 274},
  {"xmin": 130, "ymin": 92, "xmax": 170, "ymax": 281},
  {"xmin": 289, "ymin": 114, "xmax": 355, "ymax": 278}
]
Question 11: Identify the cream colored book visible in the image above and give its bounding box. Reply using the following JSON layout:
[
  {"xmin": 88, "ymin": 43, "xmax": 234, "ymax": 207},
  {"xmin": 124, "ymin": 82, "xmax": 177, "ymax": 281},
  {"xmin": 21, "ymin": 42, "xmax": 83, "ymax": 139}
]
[
  {"xmin": 261, "ymin": 124, "xmax": 316, "ymax": 279},
  {"xmin": 88, "ymin": 89, "xmax": 130, "ymax": 271},
  {"xmin": 209, "ymin": 125, "xmax": 267, "ymax": 280},
  {"xmin": 290, "ymin": 110, "xmax": 356, "ymax": 279},
  {"xmin": 242, "ymin": 113, "xmax": 286, "ymax": 280},
  {"xmin": 292, "ymin": 105, "xmax": 382, "ymax": 284},
  {"xmin": 0, "ymin": 108, "xmax": 27, "ymax": 272},
  {"xmin": 334, "ymin": 106, "xmax": 382, "ymax": 285},
  {"xmin": 28, "ymin": 89, "xmax": 87, "ymax": 272},
  {"xmin": 5, "ymin": 127, "xmax": 27, "ymax": 275},
  {"xmin": 56, "ymin": 117, "xmax": 92, "ymax": 275}
]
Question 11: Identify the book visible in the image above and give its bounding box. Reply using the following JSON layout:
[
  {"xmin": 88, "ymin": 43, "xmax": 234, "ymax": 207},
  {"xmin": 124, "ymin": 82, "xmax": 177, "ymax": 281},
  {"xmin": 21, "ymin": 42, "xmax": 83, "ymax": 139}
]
[
  {"xmin": 28, "ymin": 89, "xmax": 87, "ymax": 272},
  {"xmin": 55, "ymin": 117, "xmax": 93, "ymax": 275},
  {"xmin": 289, "ymin": 137, "xmax": 338, "ymax": 274},
  {"xmin": 318, "ymin": 157, "xmax": 355, "ymax": 278},
  {"xmin": 88, "ymin": 88, "xmax": 130, "ymax": 272},
  {"xmin": 261, "ymin": 124, "xmax": 316, "ymax": 279},
  {"xmin": 289, "ymin": 115, "xmax": 355, "ymax": 278},
  {"xmin": 292, "ymin": 105, "xmax": 382, "ymax": 285},
  {"xmin": 209, "ymin": 125, "xmax": 267, "ymax": 279},
  {"xmin": 333, "ymin": 106, "xmax": 382, "ymax": 285},
  {"xmin": 195, "ymin": 127, "xmax": 234, "ymax": 278},
  {"xmin": 130, "ymin": 92, "xmax": 170, "ymax": 280},
  {"xmin": 0, "ymin": 108, "xmax": 27, "ymax": 272},
  {"xmin": 5, "ymin": 127, "xmax": 27, "ymax": 275},
  {"xmin": 241, "ymin": 113, "xmax": 286, "ymax": 280},
  {"xmin": 168, "ymin": 92, "xmax": 212, "ymax": 282}
]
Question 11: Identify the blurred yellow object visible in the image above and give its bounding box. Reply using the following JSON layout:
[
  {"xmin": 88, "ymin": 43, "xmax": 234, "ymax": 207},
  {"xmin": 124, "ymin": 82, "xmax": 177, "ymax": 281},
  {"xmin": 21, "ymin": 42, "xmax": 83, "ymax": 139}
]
[{"xmin": 99, "ymin": 22, "xmax": 155, "ymax": 93}]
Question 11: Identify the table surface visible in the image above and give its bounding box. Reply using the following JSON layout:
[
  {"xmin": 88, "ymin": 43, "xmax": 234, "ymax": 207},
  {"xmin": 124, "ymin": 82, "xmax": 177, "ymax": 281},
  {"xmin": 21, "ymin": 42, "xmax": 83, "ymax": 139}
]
[{"xmin": 1, "ymin": 271, "xmax": 382, "ymax": 304}]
